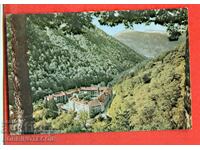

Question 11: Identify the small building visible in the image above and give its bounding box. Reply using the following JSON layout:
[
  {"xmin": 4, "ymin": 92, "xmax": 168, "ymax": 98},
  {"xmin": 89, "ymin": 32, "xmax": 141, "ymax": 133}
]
[
  {"xmin": 44, "ymin": 91, "xmax": 68, "ymax": 104},
  {"xmin": 80, "ymin": 87, "xmax": 99, "ymax": 96},
  {"xmin": 68, "ymin": 97, "xmax": 89, "ymax": 113},
  {"xmin": 43, "ymin": 86, "xmax": 112, "ymax": 118},
  {"xmin": 68, "ymin": 86, "xmax": 112, "ymax": 117},
  {"xmin": 68, "ymin": 97, "xmax": 102, "ymax": 117}
]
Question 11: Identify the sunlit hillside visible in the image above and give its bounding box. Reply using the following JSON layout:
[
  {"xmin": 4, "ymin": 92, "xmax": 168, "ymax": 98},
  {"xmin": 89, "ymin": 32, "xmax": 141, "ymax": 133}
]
[{"xmin": 108, "ymin": 42, "xmax": 191, "ymax": 131}]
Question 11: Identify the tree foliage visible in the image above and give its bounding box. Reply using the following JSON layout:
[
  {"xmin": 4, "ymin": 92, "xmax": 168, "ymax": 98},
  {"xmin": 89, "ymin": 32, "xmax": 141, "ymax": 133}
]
[
  {"xmin": 108, "ymin": 43, "xmax": 191, "ymax": 131},
  {"xmin": 94, "ymin": 8, "xmax": 188, "ymax": 40},
  {"xmin": 27, "ymin": 12, "xmax": 94, "ymax": 34},
  {"xmin": 21, "ymin": 13, "xmax": 143, "ymax": 102},
  {"xmin": 7, "ymin": 9, "xmax": 190, "ymax": 134}
]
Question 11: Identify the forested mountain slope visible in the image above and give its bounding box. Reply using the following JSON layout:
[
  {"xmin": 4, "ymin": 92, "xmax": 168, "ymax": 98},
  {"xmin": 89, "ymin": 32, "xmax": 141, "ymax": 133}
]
[
  {"xmin": 115, "ymin": 30, "xmax": 186, "ymax": 58},
  {"xmin": 107, "ymin": 42, "xmax": 191, "ymax": 131},
  {"xmin": 7, "ymin": 19, "xmax": 145, "ymax": 102}
]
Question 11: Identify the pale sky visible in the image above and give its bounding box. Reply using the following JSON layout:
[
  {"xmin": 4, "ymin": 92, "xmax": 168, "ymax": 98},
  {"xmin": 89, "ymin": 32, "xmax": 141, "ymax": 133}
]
[{"xmin": 92, "ymin": 17, "xmax": 167, "ymax": 36}]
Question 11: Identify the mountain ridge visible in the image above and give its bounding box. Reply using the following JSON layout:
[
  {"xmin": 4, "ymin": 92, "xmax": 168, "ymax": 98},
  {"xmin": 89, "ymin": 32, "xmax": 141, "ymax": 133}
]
[{"xmin": 114, "ymin": 30, "xmax": 186, "ymax": 58}]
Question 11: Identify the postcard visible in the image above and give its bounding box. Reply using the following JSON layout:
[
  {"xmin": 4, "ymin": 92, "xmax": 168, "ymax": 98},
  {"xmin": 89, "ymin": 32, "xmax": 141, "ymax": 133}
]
[{"xmin": 3, "ymin": 5, "xmax": 195, "ymax": 144}]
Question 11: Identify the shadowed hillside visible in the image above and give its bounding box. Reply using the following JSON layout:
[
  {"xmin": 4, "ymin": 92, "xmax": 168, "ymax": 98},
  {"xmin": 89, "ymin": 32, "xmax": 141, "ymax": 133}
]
[
  {"xmin": 115, "ymin": 30, "xmax": 186, "ymax": 58},
  {"xmin": 7, "ymin": 19, "xmax": 145, "ymax": 102}
]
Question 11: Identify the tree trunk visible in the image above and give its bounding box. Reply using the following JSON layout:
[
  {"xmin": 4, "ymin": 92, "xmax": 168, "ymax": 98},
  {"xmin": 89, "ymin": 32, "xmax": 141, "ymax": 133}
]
[{"xmin": 11, "ymin": 14, "xmax": 34, "ymax": 134}]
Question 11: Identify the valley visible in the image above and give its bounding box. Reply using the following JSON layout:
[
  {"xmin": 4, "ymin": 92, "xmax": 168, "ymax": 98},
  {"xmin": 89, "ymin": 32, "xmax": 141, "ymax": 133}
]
[
  {"xmin": 31, "ymin": 38, "xmax": 190, "ymax": 133},
  {"xmin": 7, "ymin": 10, "xmax": 191, "ymax": 134}
]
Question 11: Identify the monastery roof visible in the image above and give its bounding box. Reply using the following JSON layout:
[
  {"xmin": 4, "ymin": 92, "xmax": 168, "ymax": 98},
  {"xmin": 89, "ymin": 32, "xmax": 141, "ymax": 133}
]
[
  {"xmin": 45, "ymin": 91, "xmax": 66, "ymax": 100},
  {"xmin": 80, "ymin": 87, "xmax": 98, "ymax": 91},
  {"xmin": 44, "ymin": 86, "xmax": 112, "ymax": 103},
  {"xmin": 53, "ymin": 91, "xmax": 66, "ymax": 97},
  {"xmin": 80, "ymin": 86, "xmax": 111, "ymax": 92}
]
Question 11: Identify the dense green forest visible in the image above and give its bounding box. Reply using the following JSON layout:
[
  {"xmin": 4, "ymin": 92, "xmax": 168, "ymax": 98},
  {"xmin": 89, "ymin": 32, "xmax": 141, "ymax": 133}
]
[
  {"xmin": 7, "ymin": 13, "xmax": 144, "ymax": 103},
  {"xmin": 7, "ymin": 9, "xmax": 190, "ymax": 134},
  {"xmin": 32, "ymin": 41, "xmax": 191, "ymax": 133},
  {"xmin": 108, "ymin": 42, "xmax": 191, "ymax": 131}
]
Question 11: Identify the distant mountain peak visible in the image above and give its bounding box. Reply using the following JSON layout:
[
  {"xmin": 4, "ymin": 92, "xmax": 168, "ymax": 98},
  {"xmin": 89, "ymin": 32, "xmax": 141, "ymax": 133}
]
[
  {"xmin": 114, "ymin": 29, "xmax": 185, "ymax": 58},
  {"xmin": 114, "ymin": 29, "xmax": 167, "ymax": 37}
]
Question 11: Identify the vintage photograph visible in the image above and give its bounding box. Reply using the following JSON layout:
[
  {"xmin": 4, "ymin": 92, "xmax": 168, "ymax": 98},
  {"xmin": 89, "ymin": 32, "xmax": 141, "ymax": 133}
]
[{"xmin": 6, "ymin": 8, "xmax": 191, "ymax": 134}]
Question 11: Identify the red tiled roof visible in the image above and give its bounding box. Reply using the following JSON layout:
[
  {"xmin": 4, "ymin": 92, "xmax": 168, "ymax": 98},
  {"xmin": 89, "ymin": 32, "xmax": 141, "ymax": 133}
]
[
  {"xmin": 45, "ymin": 91, "xmax": 66, "ymax": 101},
  {"xmin": 80, "ymin": 87, "xmax": 98, "ymax": 91},
  {"xmin": 44, "ymin": 87, "xmax": 112, "ymax": 104},
  {"xmin": 53, "ymin": 91, "xmax": 66, "ymax": 97},
  {"xmin": 80, "ymin": 86, "xmax": 111, "ymax": 92}
]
